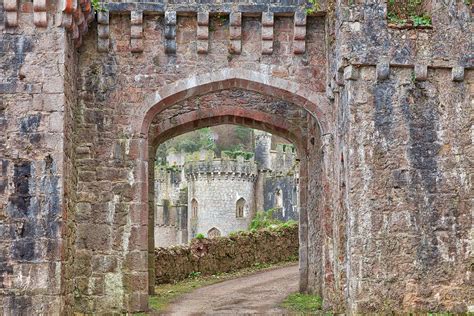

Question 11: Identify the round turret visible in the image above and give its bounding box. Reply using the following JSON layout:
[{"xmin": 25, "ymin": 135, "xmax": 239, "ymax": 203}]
[
  {"xmin": 254, "ymin": 130, "xmax": 272, "ymax": 171},
  {"xmin": 185, "ymin": 157, "xmax": 258, "ymax": 239}
]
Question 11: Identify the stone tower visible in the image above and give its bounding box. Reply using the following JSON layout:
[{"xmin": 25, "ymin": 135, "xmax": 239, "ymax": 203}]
[
  {"xmin": 254, "ymin": 130, "xmax": 272, "ymax": 171},
  {"xmin": 185, "ymin": 157, "xmax": 258, "ymax": 238}
]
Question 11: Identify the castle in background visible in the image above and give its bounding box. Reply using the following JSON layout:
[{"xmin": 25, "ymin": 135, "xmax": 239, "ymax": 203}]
[{"xmin": 154, "ymin": 130, "xmax": 300, "ymax": 247}]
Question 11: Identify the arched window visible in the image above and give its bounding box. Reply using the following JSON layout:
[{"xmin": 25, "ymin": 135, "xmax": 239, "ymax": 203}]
[
  {"xmin": 191, "ymin": 198, "xmax": 198, "ymax": 219},
  {"xmin": 207, "ymin": 227, "xmax": 221, "ymax": 238},
  {"xmin": 236, "ymin": 197, "xmax": 245, "ymax": 218},
  {"xmin": 275, "ymin": 189, "xmax": 283, "ymax": 208}
]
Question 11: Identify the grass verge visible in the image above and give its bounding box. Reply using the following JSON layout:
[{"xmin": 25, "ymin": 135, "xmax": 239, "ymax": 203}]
[
  {"xmin": 141, "ymin": 260, "xmax": 297, "ymax": 314},
  {"xmin": 281, "ymin": 292, "xmax": 323, "ymax": 314}
]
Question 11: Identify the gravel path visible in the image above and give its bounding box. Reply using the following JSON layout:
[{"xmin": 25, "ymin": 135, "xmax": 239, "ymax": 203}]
[{"xmin": 163, "ymin": 264, "xmax": 299, "ymax": 315}]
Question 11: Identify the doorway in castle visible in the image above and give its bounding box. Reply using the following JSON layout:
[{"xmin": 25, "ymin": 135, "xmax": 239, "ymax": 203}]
[{"xmin": 133, "ymin": 72, "xmax": 326, "ymax": 306}]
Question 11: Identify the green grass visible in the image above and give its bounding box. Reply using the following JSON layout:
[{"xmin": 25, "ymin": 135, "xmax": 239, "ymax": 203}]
[
  {"xmin": 142, "ymin": 260, "xmax": 298, "ymax": 314},
  {"xmin": 281, "ymin": 293, "xmax": 323, "ymax": 313}
]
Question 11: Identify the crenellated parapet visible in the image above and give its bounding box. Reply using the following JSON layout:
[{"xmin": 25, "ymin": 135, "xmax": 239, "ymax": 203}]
[
  {"xmin": 98, "ymin": 0, "xmax": 318, "ymax": 54},
  {"xmin": 2, "ymin": 0, "xmax": 321, "ymax": 52},
  {"xmin": 184, "ymin": 158, "xmax": 258, "ymax": 182},
  {"xmin": 3, "ymin": 0, "xmax": 95, "ymax": 47}
]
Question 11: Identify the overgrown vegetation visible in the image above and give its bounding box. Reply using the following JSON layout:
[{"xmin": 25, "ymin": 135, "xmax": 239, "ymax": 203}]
[
  {"xmin": 387, "ymin": 0, "xmax": 431, "ymax": 27},
  {"xmin": 281, "ymin": 293, "xmax": 323, "ymax": 313},
  {"xmin": 306, "ymin": 0, "xmax": 321, "ymax": 14},
  {"xmin": 146, "ymin": 261, "xmax": 298, "ymax": 314},
  {"xmin": 155, "ymin": 126, "xmax": 255, "ymax": 165},
  {"xmin": 90, "ymin": 0, "xmax": 106, "ymax": 12},
  {"xmin": 195, "ymin": 233, "xmax": 205, "ymax": 240},
  {"xmin": 248, "ymin": 209, "xmax": 297, "ymax": 231}
]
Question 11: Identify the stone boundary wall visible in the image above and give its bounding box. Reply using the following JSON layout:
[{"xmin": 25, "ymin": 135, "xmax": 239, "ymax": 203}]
[{"xmin": 155, "ymin": 225, "xmax": 298, "ymax": 284}]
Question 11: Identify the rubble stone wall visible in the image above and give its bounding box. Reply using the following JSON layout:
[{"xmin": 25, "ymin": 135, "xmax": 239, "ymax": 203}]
[
  {"xmin": 155, "ymin": 225, "xmax": 298, "ymax": 284},
  {"xmin": 0, "ymin": 13, "xmax": 75, "ymax": 314}
]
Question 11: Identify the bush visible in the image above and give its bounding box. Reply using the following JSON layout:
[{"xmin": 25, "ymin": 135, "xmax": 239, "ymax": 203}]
[
  {"xmin": 195, "ymin": 233, "xmax": 205, "ymax": 240},
  {"xmin": 248, "ymin": 209, "xmax": 297, "ymax": 231}
]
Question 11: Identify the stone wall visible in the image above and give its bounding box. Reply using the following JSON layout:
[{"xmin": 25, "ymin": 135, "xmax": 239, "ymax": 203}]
[
  {"xmin": 0, "ymin": 10, "xmax": 80, "ymax": 313},
  {"xmin": 340, "ymin": 67, "xmax": 473, "ymax": 312},
  {"xmin": 155, "ymin": 224, "xmax": 298, "ymax": 284},
  {"xmin": 263, "ymin": 174, "xmax": 299, "ymax": 221}
]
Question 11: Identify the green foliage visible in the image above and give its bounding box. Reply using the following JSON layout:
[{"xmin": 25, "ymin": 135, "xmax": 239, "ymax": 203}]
[
  {"xmin": 387, "ymin": 12, "xmax": 407, "ymax": 25},
  {"xmin": 174, "ymin": 128, "xmax": 216, "ymax": 154},
  {"xmin": 156, "ymin": 126, "xmax": 256, "ymax": 164},
  {"xmin": 306, "ymin": 0, "xmax": 320, "ymax": 14},
  {"xmin": 90, "ymin": 0, "xmax": 106, "ymax": 12},
  {"xmin": 387, "ymin": 0, "xmax": 431, "ymax": 27},
  {"xmin": 249, "ymin": 210, "xmax": 278, "ymax": 231},
  {"xmin": 188, "ymin": 271, "xmax": 201, "ymax": 279},
  {"xmin": 411, "ymin": 14, "xmax": 431, "ymax": 27},
  {"xmin": 281, "ymin": 293, "xmax": 323, "ymax": 313},
  {"xmin": 248, "ymin": 209, "xmax": 297, "ymax": 231},
  {"xmin": 221, "ymin": 150, "xmax": 254, "ymax": 160},
  {"xmin": 195, "ymin": 233, "xmax": 205, "ymax": 240},
  {"xmin": 464, "ymin": 0, "xmax": 472, "ymax": 5},
  {"xmin": 155, "ymin": 128, "xmax": 216, "ymax": 165}
]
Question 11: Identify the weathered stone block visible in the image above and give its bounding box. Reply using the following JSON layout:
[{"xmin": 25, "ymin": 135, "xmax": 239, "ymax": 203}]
[
  {"xmin": 262, "ymin": 12, "xmax": 274, "ymax": 26},
  {"xmin": 229, "ymin": 26, "xmax": 241, "ymax": 40},
  {"xmin": 165, "ymin": 11, "xmax": 177, "ymax": 26},
  {"xmin": 293, "ymin": 40, "xmax": 305, "ymax": 54},
  {"xmin": 262, "ymin": 40, "xmax": 273, "ymax": 55},
  {"xmin": 197, "ymin": 41, "xmax": 209, "ymax": 54},
  {"xmin": 294, "ymin": 25, "xmax": 306, "ymax": 41},
  {"xmin": 5, "ymin": 11, "xmax": 19, "ymax": 27},
  {"xmin": 376, "ymin": 62, "xmax": 390, "ymax": 80},
  {"xmin": 130, "ymin": 10, "xmax": 143, "ymax": 25},
  {"xmin": 229, "ymin": 12, "xmax": 241, "ymax": 27},
  {"xmin": 197, "ymin": 26, "xmax": 208, "ymax": 40},
  {"xmin": 197, "ymin": 12, "xmax": 209, "ymax": 26},
  {"xmin": 165, "ymin": 40, "xmax": 176, "ymax": 54},
  {"xmin": 97, "ymin": 25, "xmax": 109, "ymax": 39},
  {"xmin": 97, "ymin": 11, "xmax": 109, "ymax": 24},
  {"xmin": 294, "ymin": 10, "xmax": 306, "ymax": 26},
  {"xmin": 452, "ymin": 66, "xmax": 464, "ymax": 82},
  {"xmin": 414, "ymin": 64, "xmax": 428, "ymax": 81},
  {"xmin": 344, "ymin": 65, "xmax": 358, "ymax": 81}
]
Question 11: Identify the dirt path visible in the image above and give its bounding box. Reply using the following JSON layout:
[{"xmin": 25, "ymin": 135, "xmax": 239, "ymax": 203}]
[{"xmin": 163, "ymin": 264, "xmax": 299, "ymax": 315}]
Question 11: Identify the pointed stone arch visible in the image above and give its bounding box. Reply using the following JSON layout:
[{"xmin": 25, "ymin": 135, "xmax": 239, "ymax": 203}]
[
  {"xmin": 207, "ymin": 227, "xmax": 222, "ymax": 239},
  {"xmin": 236, "ymin": 197, "xmax": 246, "ymax": 218},
  {"xmin": 132, "ymin": 69, "xmax": 327, "ymax": 307}
]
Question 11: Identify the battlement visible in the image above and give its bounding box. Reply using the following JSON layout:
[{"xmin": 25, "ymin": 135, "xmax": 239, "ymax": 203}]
[
  {"xmin": 184, "ymin": 158, "xmax": 258, "ymax": 181},
  {"xmin": 2, "ymin": 0, "xmax": 322, "ymax": 54}
]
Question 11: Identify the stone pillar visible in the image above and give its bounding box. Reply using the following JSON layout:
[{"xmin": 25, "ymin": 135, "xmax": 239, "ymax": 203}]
[{"xmin": 0, "ymin": 18, "xmax": 76, "ymax": 315}]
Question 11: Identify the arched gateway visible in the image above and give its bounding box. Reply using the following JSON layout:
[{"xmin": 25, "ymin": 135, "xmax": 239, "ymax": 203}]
[{"xmin": 137, "ymin": 70, "xmax": 328, "ymax": 299}]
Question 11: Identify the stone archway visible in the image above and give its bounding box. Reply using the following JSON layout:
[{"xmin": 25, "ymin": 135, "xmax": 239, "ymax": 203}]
[{"xmin": 133, "ymin": 72, "xmax": 328, "ymax": 308}]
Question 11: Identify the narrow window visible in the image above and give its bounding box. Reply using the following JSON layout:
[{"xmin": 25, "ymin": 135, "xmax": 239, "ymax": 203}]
[
  {"xmin": 275, "ymin": 188, "xmax": 283, "ymax": 208},
  {"xmin": 236, "ymin": 197, "xmax": 245, "ymax": 218},
  {"xmin": 191, "ymin": 198, "xmax": 198, "ymax": 219},
  {"xmin": 208, "ymin": 227, "xmax": 221, "ymax": 238}
]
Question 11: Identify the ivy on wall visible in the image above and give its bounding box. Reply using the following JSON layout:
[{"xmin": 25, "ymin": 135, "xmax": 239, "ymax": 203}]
[{"xmin": 387, "ymin": 0, "xmax": 432, "ymax": 27}]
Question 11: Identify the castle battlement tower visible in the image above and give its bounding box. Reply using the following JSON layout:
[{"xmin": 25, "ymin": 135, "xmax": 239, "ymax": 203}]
[
  {"xmin": 254, "ymin": 130, "xmax": 272, "ymax": 171},
  {"xmin": 185, "ymin": 157, "xmax": 258, "ymax": 239}
]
